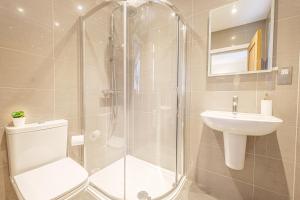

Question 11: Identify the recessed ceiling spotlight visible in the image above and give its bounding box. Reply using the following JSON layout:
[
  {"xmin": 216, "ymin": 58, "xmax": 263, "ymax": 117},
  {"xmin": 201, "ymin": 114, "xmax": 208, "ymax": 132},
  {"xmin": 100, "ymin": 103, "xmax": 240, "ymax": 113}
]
[
  {"xmin": 54, "ymin": 22, "xmax": 60, "ymax": 27},
  {"xmin": 171, "ymin": 12, "xmax": 176, "ymax": 17},
  {"xmin": 231, "ymin": 6, "xmax": 237, "ymax": 14},
  {"xmin": 231, "ymin": 36, "xmax": 236, "ymax": 40},
  {"xmin": 77, "ymin": 5, "xmax": 83, "ymax": 11},
  {"xmin": 17, "ymin": 7, "xmax": 24, "ymax": 13}
]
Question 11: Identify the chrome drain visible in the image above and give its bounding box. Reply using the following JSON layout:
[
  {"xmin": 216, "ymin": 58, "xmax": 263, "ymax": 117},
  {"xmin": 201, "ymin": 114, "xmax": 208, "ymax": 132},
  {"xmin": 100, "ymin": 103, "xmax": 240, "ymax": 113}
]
[{"xmin": 137, "ymin": 191, "xmax": 151, "ymax": 200}]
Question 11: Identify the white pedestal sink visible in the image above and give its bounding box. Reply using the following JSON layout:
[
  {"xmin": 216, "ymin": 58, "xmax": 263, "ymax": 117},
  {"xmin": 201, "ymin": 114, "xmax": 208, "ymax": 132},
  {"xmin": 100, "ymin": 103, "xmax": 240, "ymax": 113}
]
[{"xmin": 201, "ymin": 110, "xmax": 283, "ymax": 170}]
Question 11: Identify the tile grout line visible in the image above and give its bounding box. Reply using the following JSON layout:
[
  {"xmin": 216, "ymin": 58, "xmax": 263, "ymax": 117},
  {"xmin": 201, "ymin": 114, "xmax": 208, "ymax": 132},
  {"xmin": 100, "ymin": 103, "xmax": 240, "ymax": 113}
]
[
  {"xmin": 0, "ymin": 86, "xmax": 54, "ymax": 91},
  {"xmin": 292, "ymin": 53, "xmax": 300, "ymax": 200},
  {"xmin": 252, "ymin": 137, "xmax": 256, "ymax": 200},
  {"xmin": 197, "ymin": 167, "xmax": 253, "ymax": 186},
  {"xmin": 277, "ymin": 14, "xmax": 300, "ymax": 22},
  {"xmin": 252, "ymin": 73, "xmax": 258, "ymax": 200},
  {"xmin": 186, "ymin": 0, "xmax": 194, "ymax": 178},
  {"xmin": 51, "ymin": 0, "xmax": 56, "ymax": 119},
  {"xmin": 0, "ymin": 46, "xmax": 51, "ymax": 58}
]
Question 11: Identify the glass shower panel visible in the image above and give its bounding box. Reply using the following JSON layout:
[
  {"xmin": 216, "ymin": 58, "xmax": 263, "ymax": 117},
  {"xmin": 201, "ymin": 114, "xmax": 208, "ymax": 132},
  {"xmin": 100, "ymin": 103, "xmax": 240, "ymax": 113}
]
[
  {"xmin": 82, "ymin": 2, "xmax": 126, "ymax": 199},
  {"xmin": 126, "ymin": 2, "xmax": 178, "ymax": 199}
]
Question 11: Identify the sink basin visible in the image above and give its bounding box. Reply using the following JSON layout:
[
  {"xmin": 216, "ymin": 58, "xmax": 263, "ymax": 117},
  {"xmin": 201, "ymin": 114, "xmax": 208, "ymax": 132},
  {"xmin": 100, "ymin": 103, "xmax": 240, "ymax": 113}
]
[
  {"xmin": 201, "ymin": 110, "xmax": 283, "ymax": 170},
  {"xmin": 201, "ymin": 110, "xmax": 283, "ymax": 136}
]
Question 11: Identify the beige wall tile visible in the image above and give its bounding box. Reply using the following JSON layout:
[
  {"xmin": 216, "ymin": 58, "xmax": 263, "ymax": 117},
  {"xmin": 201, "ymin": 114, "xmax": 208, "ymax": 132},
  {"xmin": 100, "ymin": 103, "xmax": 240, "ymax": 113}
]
[
  {"xmin": 191, "ymin": 91, "xmax": 257, "ymax": 115},
  {"xmin": 196, "ymin": 169, "xmax": 253, "ymax": 200},
  {"xmin": 255, "ymin": 126, "xmax": 296, "ymax": 162},
  {"xmin": 69, "ymin": 145, "xmax": 82, "ymax": 164},
  {"xmin": 257, "ymin": 90, "xmax": 298, "ymax": 127},
  {"xmin": 0, "ymin": 88, "xmax": 54, "ymax": 127},
  {"xmin": 254, "ymin": 156, "xmax": 294, "ymax": 196},
  {"xmin": 295, "ymin": 127, "xmax": 300, "ymax": 199},
  {"xmin": 54, "ymin": 23, "xmax": 80, "ymax": 62},
  {"xmin": 54, "ymin": 88, "xmax": 79, "ymax": 119},
  {"xmin": 206, "ymin": 74, "xmax": 257, "ymax": 91},
  {"xmin": 253, "ymin": 187, "xmax": 290, "ymax": 200},
  {"xmin": 54, "ymin": 59, "xmax": 79, "ymax": 90},
  {"xmin": 0, "ymin": 166, "xmax": 17, "ymax": 200},
  {"xmin": 0, "ymin": 128, "xmax": 8, "ymax": 168},
  {"xmin": 187, "ymin": 117, "xmax": 204, "ymax": 178},
  {"xmin": 53, "ymin": 0, "xmax": 82, "ymax": 62},
  {"xmin": 277, "ymin": 0, "xmax": 300, "ymax": 20},
  {"xmin": 294, "ymin": 164, "xmax": 300, "ymax": 199},
  {"xmin": 191, "ymin": 12, "xmax": 209, "ymax": 54},
  {"xmin": 0, "ymin": 8, "xmax": 52, "ymax": 57},
  {"xmin": 196, "ymin": 144, "xmax": 254, "ymax": 184},
  {"xmin": 276, "ymin": 16, "xmax": 300, "ymax": 57},
  {"xmin": 191, "ymin": 68, "xmax": 206, "ymax": 91},
  {"xmin": 256, "ymin": 72, "xmax": 276, "ymax": 91},
  {"xmin": 0, "ymin": 48, "xmax": 54, "ymax": 89},
  {"xmin": 0, "ymin": 0, "xmax": 53, "ymax": 27}
]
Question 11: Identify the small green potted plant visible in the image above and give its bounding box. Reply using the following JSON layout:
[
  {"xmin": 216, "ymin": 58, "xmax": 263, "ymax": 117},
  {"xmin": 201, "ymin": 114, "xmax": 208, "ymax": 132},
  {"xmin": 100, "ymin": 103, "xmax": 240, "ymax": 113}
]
[{"xmin": 11, "ymin": 111, "xmax": 26, "ymax": 127}]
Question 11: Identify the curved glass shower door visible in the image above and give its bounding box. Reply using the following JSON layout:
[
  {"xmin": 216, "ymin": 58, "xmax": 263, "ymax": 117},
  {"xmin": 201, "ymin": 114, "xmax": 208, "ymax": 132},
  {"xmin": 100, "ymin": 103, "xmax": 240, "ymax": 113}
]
[
  {"xmin": 82, "ymin": 1, "xmax": 186, "ymax": 199},
  {"xmin": 127, "ymin": 2, "xmax": 181, "ymax": 199},
  {"xmin": 82, "ymin": 1, "xmax": 126, "ymax": 199}
]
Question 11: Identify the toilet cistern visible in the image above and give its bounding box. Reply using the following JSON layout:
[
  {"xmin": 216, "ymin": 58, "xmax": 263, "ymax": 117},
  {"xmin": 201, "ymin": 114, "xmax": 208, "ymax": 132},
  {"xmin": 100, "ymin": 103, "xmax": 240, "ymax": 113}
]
[{"xmin": 232, "ymin": 96, "xmax": 238, "ymax": 113}]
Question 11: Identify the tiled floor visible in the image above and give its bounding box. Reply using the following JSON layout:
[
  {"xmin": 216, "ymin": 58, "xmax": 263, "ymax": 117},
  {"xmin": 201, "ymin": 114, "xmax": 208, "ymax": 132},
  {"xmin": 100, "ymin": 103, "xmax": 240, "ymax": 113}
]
[
  {"xmin": 71, "ymin": 181, "xmax": 217, "ymax": 200},
  {"xmin": 175, "ymin": 181, "xmax": 217, "ymax": 200}
]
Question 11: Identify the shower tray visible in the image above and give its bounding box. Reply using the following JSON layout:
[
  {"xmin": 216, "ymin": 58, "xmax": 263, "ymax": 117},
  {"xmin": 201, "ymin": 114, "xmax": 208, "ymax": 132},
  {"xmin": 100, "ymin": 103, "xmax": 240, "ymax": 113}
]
[{"xmin": 85, "ymin": 155, "xmax": 185, "ymax": 200}]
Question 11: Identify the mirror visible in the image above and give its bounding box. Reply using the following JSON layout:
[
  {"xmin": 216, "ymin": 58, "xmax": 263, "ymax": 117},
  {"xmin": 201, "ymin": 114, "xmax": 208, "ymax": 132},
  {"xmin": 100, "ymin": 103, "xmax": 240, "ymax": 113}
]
[{"xmin": 208, "ymin": 0, "xmax": 275, "ymax": 76}]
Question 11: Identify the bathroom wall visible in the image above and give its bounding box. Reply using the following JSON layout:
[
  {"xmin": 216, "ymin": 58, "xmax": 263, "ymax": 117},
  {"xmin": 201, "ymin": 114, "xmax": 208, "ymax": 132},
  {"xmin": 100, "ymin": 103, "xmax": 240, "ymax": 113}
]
[
  {"xmin": 169, "ymin": 0, "xmax": 300, "ymax": 199},
  {"xmin": 0, "ymin": 0, "xmax": 97, "ymax": 198}
]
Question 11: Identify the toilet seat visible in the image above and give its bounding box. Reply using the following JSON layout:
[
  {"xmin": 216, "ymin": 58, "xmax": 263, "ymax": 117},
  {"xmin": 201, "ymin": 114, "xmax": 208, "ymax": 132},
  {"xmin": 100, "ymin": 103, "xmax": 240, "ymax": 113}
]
[{"xmin": 13, "ymin": 157, "xmax": 88, "ymax": 200}]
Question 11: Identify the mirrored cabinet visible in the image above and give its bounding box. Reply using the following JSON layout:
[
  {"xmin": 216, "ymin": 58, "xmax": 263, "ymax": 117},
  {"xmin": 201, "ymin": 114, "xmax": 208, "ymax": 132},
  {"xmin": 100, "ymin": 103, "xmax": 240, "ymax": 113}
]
[{"xmin": 208, "ymin": 0, "xmax": 276, "ymax": 76}]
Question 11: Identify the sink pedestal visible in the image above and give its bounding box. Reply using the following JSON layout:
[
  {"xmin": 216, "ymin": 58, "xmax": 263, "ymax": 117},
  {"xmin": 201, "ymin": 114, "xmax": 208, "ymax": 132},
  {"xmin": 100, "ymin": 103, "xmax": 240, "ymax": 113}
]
[{"xmin": 223, "ymin": 132, "xmax": 247, "ymax": 170}]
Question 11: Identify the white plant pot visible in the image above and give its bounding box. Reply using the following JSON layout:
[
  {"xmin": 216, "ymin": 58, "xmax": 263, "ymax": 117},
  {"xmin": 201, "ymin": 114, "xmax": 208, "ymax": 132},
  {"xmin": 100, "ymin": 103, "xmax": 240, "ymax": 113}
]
[{"xmin": 12, "ymin": 117, "xmax": 26, "ymax": 127}]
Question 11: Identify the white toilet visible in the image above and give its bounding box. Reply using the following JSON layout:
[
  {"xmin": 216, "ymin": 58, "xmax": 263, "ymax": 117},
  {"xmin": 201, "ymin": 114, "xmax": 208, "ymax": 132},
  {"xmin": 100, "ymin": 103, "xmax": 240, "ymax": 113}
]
[{"xmin": 5, "ymin": 120, "xmax": 88, "ymax": 200}]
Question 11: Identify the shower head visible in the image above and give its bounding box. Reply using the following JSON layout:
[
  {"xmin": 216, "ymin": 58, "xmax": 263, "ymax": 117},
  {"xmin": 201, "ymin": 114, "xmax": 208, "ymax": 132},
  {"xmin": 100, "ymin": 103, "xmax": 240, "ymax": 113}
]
[{"xmin": 127, "ymin": 5, "xmax": 138, "ymax": 17}]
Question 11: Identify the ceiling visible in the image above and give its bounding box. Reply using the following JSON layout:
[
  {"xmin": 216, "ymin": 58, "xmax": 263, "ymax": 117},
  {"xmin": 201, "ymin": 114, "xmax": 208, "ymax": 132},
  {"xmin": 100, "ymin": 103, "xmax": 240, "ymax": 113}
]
[{"xmin": 210, "ymin": 0, "xmax": 272, "ymax": 32}]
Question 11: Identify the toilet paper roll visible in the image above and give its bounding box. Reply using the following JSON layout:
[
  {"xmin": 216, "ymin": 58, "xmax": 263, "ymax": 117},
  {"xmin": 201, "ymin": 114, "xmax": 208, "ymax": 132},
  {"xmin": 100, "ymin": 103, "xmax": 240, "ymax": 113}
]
[
  {"xmin": 261, "ymin": 100, "xmax": 272, "ymax": 116},
  {"xmin": 71, "ymin": 135, "xmax": 84, "ymax": 146}
]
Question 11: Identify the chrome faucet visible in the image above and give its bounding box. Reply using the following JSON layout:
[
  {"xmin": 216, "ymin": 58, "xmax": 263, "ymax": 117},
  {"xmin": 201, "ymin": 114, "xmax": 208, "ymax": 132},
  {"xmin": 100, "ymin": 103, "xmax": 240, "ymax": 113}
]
[{"xmin": 232, "ymin": 96, "xmax": 238, "ymax": 113}]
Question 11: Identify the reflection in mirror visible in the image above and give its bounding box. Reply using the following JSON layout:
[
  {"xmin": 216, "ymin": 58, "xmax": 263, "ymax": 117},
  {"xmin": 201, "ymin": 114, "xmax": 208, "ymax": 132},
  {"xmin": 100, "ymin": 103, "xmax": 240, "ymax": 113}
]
[{"xmin": 208, "ymin": 0, "xmax": 275, "ymax": 76}]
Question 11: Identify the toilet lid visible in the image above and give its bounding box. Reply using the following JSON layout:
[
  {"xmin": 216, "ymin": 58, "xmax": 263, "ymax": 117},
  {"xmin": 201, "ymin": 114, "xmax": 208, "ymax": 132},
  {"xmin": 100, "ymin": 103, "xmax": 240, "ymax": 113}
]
[{"xmin": 14, "ymin": 158, "xmax": 88, "ymax": 200}]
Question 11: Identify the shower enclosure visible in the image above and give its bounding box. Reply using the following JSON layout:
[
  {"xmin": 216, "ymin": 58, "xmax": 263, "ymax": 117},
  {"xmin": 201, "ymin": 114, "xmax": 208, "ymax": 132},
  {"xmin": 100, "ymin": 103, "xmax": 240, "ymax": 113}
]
[{"xmin": 81, "ymin": 0, "xmax": 187, "ymax": 199}]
